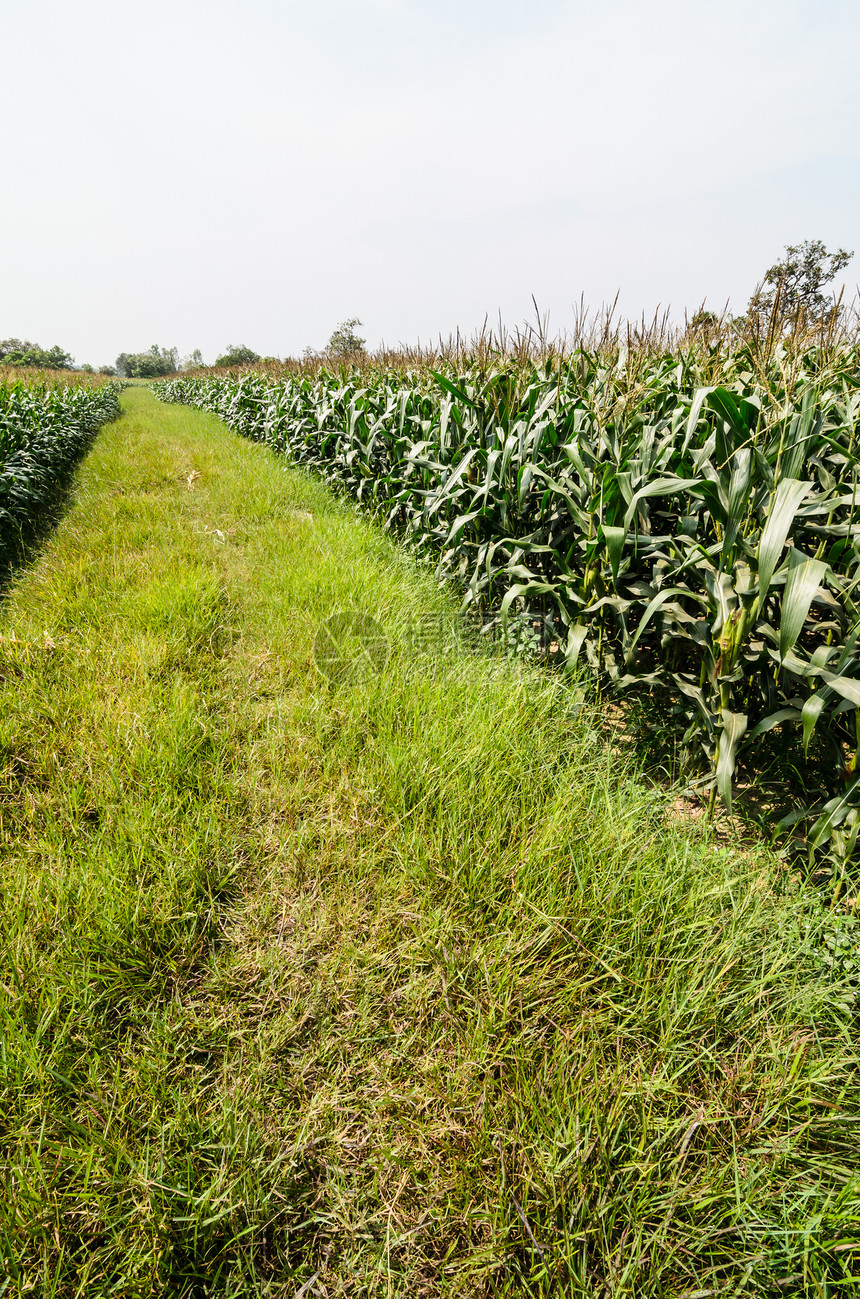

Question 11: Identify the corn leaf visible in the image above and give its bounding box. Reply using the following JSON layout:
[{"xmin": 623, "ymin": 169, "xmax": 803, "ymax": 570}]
[
  {"xmin": 755, "ymin": 478, "xmax": 813, "ymax": 612},
  {"xmin": 779, "ymin": 549, "xmax": 828, "ymax": 660}
]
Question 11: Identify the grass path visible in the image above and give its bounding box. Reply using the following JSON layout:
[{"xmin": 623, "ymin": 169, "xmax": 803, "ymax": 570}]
[{"xmin": 1, "ymin": 388, "xmax": 858, "ymax": 1297}]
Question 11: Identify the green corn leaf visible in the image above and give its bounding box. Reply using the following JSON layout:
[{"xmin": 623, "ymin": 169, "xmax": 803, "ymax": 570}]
[
  {"xmin": 707, "ymin": 388, "xmax": 759, "ymax": 464},
  {"xmin": 779, "ymin": 386, "xmax": 821, "ymax": 483},
  {"xmin": 801, "ymin": 692, "xmax": 829, "ymax": 755},
  {"xmin": 835, "ymin": 625, "xmax": 860, "ymax": 671},
  {"xmin": 755, "ymin": 478, "xmax": 813, "ymax": 614},
  {"xmin": 426, "ymin": 450, "xmax": 478, "ymax": 518},
  {"xmin": 672, "ymin": 674, "xmax": 716, "ymax": 731},
  {"xmin": 819, "ymin": 670, "xmax": 860, "ymax": 707},
  {"xmin": 430, "ymin": 371, "xmax": 477, "ymax": 410},
  {"xmin": 779, "ymin": 549, "xmax": 828, "ymax": 660},
  {"xmin": 753, "ymin": 446, "xmax": 774, "ymax": 493},
  {"xmin": 602, "ymin": 525, "xmax": 626, "ymax": 586},
  {"xmin": 499, "ymin": 433, "xmax": 518, "ymax": 482},
  {"xmin": 717, "ymin": 708, "xmax": 748, "ymax": 812},
  {"xmin": 775, "ymin": 649, "xmax": 860, "ymax": 705},
  {"xmin": 565, "ymin": 623, "xmax": 588, "ymax": 670},
  {"xmin": 727, "ymin": 448, "xmax": 753, "ymax": 522},
  {"xmin": 444, "ymin": 511, "xmax": 482, "ymax": 545},
  {"xmin": 517, "ymin": 464, "xmax": 533, "ymax": 511},
  {"xmin": 529, "ymin": 466, "xmax": 592, "ymax": 531},
  {"xmin": 721, "ymin": 447, "xmax": 753, "ymax": 561},
  {"xmin": 622, "ymin": 477, "xmax": 699, "ymax": 533},
  {"xmin": 810, "ymin": 787, "xmax": 857, "ymax": 849},
  {"xmin": 687, "ymin": 476, "xmax": 728, "ymax": 524},
  {"xmin": 810, "ymin": 643, "xmax": 840, "ymax": 669},
  {"xmin": 680, "ymin": 386, "xmax": 714, "ymax": 457},
  {"xmin": 499, "ymin": 581, "xmax": 559, "ymax": 624},
  {"xmin": 746, "ymin": 708, "xmax": 802, "ymax": 742},
  {"xmin": 625, "ymin": 586, "xmax": 710, "ymax": 664}
]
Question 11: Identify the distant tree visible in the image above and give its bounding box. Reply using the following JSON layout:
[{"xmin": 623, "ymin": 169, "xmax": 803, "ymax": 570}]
[
  {"xmin": 326, "ymin": 318, "xmax": 366, "ymax": 358},
  {"xmin": 747, "ymin": 239, "xmax": 854, "ymax": 326},
  {"xmin": 690, "ymin": 309, "xmax": 719, "ymax": 331},
  {"xmin": 115, "ymin": 345, "xmax": 178, "ymax": 378},
  {"xmin": 180, "ymin": 349, "xmax": 205, "ymax": 371},
  {"xmin": 80, "ymin": 363, "xmax": 94, "ymax": 373},
  {"xmin": 98, "ymin": 365, "xmax": 117, "ymax": 376},
  {"xmin": 0, "ymin": 338, "xmax": 74, "ymax": 369},
  {"xmin": 214, "ymin": 344, "xmax": 260, "ymax": 368}
]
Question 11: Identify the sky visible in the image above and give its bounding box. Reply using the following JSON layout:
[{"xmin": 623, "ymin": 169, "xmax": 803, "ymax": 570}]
[{"xmin": 1, "ymin": 0, "xmax": 859, "ymax": 368}]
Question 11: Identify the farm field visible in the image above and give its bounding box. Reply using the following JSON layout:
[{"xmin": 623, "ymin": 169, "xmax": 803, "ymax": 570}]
[
  {"xmin": 158, "ymin": 339, "xmax": 860, "ymax": 868},
  {"xmin": 1, "ymin": 385, "xmax": 859, "ymax": 1296}
]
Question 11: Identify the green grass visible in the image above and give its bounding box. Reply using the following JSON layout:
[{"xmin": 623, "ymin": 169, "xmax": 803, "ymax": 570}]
[{"xmin": 0, "ymin": 387, "xmax": 858, "ymax": 1297}]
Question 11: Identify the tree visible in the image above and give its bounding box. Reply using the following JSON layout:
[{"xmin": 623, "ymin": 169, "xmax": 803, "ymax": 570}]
[
  {"xmin": 214, "ymin": 344, "xmax": 260, "ymax": 368},
  {"xmin": 0, "ymin": 338, "xmax": 74, "ymax": 369},
  {"xmin": 115, "ymin": 345, "xmax": 178, "ymax": 378},
  {"xmin": 747, "ymin": 239, "xmax": 853, "ymax": 326},
  {"xmin": 689, "ymin": 309, "xmax": 719, "ymax": 331},
  {"xmin": 326, "ymin": 319, "xmax": 366, "ymax": 358},
  {"xmin": 180, "ymin": 349, "xmax": 205, "ymax": 371}
]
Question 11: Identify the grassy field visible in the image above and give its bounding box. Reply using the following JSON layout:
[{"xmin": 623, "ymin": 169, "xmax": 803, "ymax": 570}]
[{"xmin": 1, "ymin": 387, "xmax": 858, "ymax": 1297}]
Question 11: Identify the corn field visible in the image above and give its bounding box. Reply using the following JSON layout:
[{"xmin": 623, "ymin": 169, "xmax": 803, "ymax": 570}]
[
  {"xmin": 0, "ymin": 374, "xmax": 120, "ymax": 564},
  {"xmin": 157, "ymin": 342, "xmax": 860, "ymax": 870}
]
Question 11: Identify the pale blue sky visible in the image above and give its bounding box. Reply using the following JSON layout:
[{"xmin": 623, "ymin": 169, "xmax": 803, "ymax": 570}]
[{"xmin": 2, "ymin": 0, "xmax": 858, "ymax": 367}]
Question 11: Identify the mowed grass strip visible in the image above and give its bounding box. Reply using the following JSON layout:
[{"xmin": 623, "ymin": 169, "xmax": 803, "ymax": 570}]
[{"xmin": 0, "ymin": 387, "xmax": 857, "ymax": 1298}]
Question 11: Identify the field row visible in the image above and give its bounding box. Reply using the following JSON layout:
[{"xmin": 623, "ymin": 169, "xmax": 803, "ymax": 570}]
[
  {"xmin": 0, "ymin": 374, "xmax": 120, "ymax": 567},
  {"xmin": 157, "ymin": 344, "xmax": 860, "ymax": 869}
]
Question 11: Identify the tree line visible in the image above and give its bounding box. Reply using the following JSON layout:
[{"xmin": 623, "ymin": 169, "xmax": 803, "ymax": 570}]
[{"xmin": 0, "ymin": 339, "xmax": 75, "ymax": 369}]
